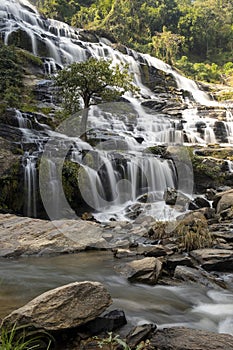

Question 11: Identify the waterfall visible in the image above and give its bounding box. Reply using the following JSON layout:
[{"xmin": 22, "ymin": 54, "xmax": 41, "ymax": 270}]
[
  {"xmin": 1, "ymin": 0, "xmax": 232, "ymax": 220},
  {"xmin": 23, "ymin": 153, "xmax": 37, "ymax": 217}
]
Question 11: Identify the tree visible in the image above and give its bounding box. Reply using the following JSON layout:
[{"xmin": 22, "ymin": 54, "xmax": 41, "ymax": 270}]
[
  {"xmin": 0, "ymin": 43, "xmax": 24, "ymax": 108},
  {"xmin": 151, "ymin": 27, "xmax": 185, "ymax": 64},
  {"xmin": 55, "ymin": 57, "xmax": 138, "ymax": 139}
]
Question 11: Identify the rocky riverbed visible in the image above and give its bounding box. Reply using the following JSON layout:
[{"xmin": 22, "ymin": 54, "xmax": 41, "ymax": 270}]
[{"xmin": 1, "ymin": 185, "xmax": 233, "ymax": 349}]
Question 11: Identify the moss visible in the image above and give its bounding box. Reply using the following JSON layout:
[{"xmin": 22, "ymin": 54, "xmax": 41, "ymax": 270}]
[
  {"xmin": 0, "ymin": 160, "xmax": 24, "ymax": 213},
  {"xmin": 17, "ymin": 49, "xmax": 43, "ymax": 68},
  {"xmin": 62, "ymin": 160, "xmax": 89, "ymax": 214},
  {"xmin": 144, "ymin": 145, "xmax": 167, "ymax": 157}
]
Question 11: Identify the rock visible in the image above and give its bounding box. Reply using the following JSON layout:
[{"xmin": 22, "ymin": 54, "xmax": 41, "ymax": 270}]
[
  {"xmin": 166, "ymin": 254, "xmax": 193, "ymax": 270},
  {"xmin": 205, "ymin": 188, "xmax": 217, "ymax": 201},
  {"xmin": 80, "ymin": 309, "xmax": 127, "ymax": 336},
  {"xmin": 137, "ymin": 244, "xmax": 172, "ymax": 257},
  {"xmin": 188, "ymin": 196, "xmax": 210, "ymax": 210},
  {"xmin": 215, "ymin": 191, "xmax": 233, "ymax": 214},
  {"xmin": 113, "ymin": 248, "xmax": 137, "ymax": 259},
  {"xmin": 150, "ymin": 327, "xmax": 233, "ymax": 350},
  {"xmin": 116, "ymin": 257, "xmax": 163, "ymax": 285},
  {"xmin": 0, "ymin": 214, "xmax": 108, "ymax": 257},
  {"xmin": 190, "ymin": 248, "xmax": 233, "ymax": 271},
  {"xmin": 126, "ymin": 324, "xmax": 156, "ymax": 349},
  {"xmin": 2, "ymin": 281, "xmax": 112, "ymax": 331},
  {"xmin": 141, "ymin": 99, "xmax": 167, "ymax": 111},
  {"xmin": 164, "ymin": 187, "xmax": 190, "ymax": 206},
  {"xmin": 174, "ymin": 265, "xmax": 226, "ymax": 289}
]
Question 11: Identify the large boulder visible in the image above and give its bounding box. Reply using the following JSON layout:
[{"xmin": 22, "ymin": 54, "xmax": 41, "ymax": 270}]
[
  {"xmin": 214, "ymin": 190, "xmax": 233, "ymax": 214},
  {"xmin": 116, "ymin": 257, "xmax": 163, "ymax": 285},
  {"xmin": 0, "ymin": 214, "xmax": 107, "ymax": 257},
  {"xmin": 150, "ymin": 327, "xmax": 233, "ymax": 350},
  {"xmin": 174, "ymin": 265, "xmax": 225, "ymax": 289},
  {"xmin": 190, "ymin": 248, "xmax": 233, "ymax": 271},
  {"xmin": 2, "ymin": 281, "xmax": 112, "ymax": 331}
]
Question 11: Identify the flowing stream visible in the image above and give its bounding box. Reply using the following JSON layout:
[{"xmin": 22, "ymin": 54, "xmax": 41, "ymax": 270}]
[{"xmin": 1, "ymin": 252, "xmax": 233, "ymax": 335}]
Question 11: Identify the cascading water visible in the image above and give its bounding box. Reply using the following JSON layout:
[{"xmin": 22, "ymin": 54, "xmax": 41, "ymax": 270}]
[{"xmin": 1, "ymin": 0, "xmax": 233, "ymax": 220}]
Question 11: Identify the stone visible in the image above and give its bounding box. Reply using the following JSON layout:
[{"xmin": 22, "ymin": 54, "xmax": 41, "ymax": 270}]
[
  {"xmin": 166, "ymin": 254, "xmax": 193, "ymax": 270},
  {"xmin": 137, "ymin": 244, "xmax": 171, "ymax": 257},
  {"xmin": 190, "ymin": 248, "xmax": 233, "ymax": 271},
  {"xmin": 0, "ymin": 214, "xmax": 107, "ymax": 257},
  {"xmin": 174, "ymin": 265, "xmax": 226, "ymax": 289},
  {"xmin": 80, "ymin": 309, "xmax": 127, "ymax": 335},
  {"xmin": 116, "ymin": 257, "xmax": 163, "ymax": 285},
  {"xmin": 113, "ymin": 248, "xmax": 137, "ymax": 259},
  {"xmin": 216, "ymin": 192, "xmax": 233, "ymax": 214},
  {"xmin": 212, "ymin": 188, "xmax": 233, "ymax": 208},
  {"xmin": 126, "ymin": 324, "xmax": 156, "ymax": 349},
  {"xmin": 188, "ymin": 196, "xmax": 210, "ymax": 210},
  {"xmin": 150, "ymin": 327, "xmax": 233, "ymax": 350},
  {"xmin": 2, "ymin": 281, "xmax": 112, "ymax": 331},
  {"xmin": 164, "ymin": 187, "xmax": 189, "ymax": 206}
]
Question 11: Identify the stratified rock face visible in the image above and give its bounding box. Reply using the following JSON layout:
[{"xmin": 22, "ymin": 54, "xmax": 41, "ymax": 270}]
[
  {"xmin": 150, "ymin": 327, "xmax": 233, "ymax": 350},
  {"xmin": 2, "ymin": 281, "xmax": 112, "ymax": 331}
]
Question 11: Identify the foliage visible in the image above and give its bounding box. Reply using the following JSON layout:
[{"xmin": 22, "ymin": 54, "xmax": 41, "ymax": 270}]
[
  {"xmin": 175, "ymin": 56, "xmax": 222, "ymax": 83},
  {"xmin": 176, "ymin": 219, "xmax": 213, "ymax": 251},
  {"xmin": 151, "ymin": 26, "xmax": 185, "ymax": 65},
  {"xmin": 37, "ymin": 0, "xmax": 233, "ymax": 85},
  {"xmin": 96, "ymin": 332, "xmax": 150, "ymax": 350},
  {"xmin": 17, "ymin": 49, "xmax": 43, "ymax": 68},
  {"xmin": 54, "ymin": 57, "xmax": 138, "ymax": 113},
  {"xmin": 0, "ymin": 324, "xmax": 53, "ymax": 350},
  {"xmin": 0, "ymin": 43, "xmax": 24, "ymax": 107}
]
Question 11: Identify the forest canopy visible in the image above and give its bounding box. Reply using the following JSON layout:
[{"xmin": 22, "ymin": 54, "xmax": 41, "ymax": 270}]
[{"xmin": 35, "ymin": 0, "xmax": 233, "ymax": 85}]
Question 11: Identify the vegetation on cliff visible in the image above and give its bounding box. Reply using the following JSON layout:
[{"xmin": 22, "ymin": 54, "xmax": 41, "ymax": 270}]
[{"xmin": 36, "ymin": 0, "xmax": 233, "ymax": 87}]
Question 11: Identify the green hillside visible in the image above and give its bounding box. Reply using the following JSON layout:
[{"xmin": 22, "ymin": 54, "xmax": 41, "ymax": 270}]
[{"xmin": 35, "ymin": 0, "xmax": 233, "ymax": 88}]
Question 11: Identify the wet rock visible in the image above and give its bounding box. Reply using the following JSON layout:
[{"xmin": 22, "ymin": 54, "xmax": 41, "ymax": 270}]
[
  {"xmin": 80, "ymin": 309, "xmax": 127, "ymax": 336},
  {"xmin": 205, "ymin": 188, "xmax": 217, "ymax": 201},
  {"xmin": 150, "ymin": 327, "xmax": 233, "ymax": 350},
  {"xmin": 116, "ymin": 257, "xmax": 163, "ymax": 285},
  {"xmin": 113, "ymin": 248, "xmax": 137, "ymax": 259},
  {"xmin": 190, "ymin": 248, "xmax": 233, "ymax": 271},
  {"xmin": 2, "ymin": 281, "xmax": 112, "ymax": 331},
  {"xmin": 125, "ymin": 203, "xmax": 143, "ymax": 220},
  {"xmin": 141, "ymin": 99, "xmax": 167, "ymax": 111},
  {"xmin": 188, "ymin": 196, "xmax": 210, "ymax": 210},
  {"xmin": 164, "ymin": 187, "xmax": 189, "ymax": 206},
  {"xmin": 214, "ymin": 121, "xmax": 229, "ymax": 143},
  {"xmin": 126, "ymin": 324, "xmax": 156, "ymax": 349},
  {"xmin": 174, "ymin": 265, "xmax": 225, "ymax": 289}
]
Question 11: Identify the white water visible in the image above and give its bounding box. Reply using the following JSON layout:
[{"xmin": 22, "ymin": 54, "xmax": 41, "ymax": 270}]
[{"xmin": 1, "ymin": 0, "xmax": 233, "ymax": 220}]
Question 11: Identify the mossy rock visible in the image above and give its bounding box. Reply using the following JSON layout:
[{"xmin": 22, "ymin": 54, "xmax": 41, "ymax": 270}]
[
  {"xmin": 0, "ymin": 157, "xmax": 24, "ymax": 213},
  {"xmin": 62, "ymin": 160, "xmax": 91, "ymax": 215},
  {"xmin": 7, "ymin": 28, "xmax": 34, "ymax": 52}
]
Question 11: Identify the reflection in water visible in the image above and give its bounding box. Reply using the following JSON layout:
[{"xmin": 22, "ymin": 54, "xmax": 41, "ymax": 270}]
[{"xmin": 0, "ymin": 251, "xmax": 233, "ymax": 335}]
